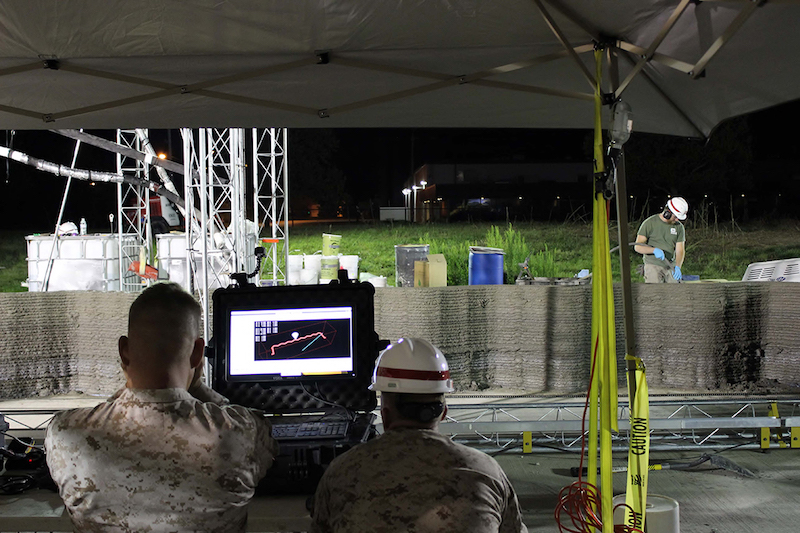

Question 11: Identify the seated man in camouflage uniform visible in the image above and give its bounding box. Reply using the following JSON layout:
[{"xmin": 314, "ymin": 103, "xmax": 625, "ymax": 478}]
[
  {"xmin": 311, "ymin": 338, "xmax": 528, "ymax": 533},
  {"xmin": 46, "ymin": 282, "xmax": 278, "ymax": 533}
]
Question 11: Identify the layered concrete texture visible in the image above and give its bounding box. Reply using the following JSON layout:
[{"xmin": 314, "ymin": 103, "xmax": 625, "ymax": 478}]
[
  {"xmin": 376, "ymin": 283, "xmax": 800, "ymax": 393},
  {"xmin": 0, "ymin": 291, "xmax": 134, "ymax": 398},
  {"xmin": 1, "ymin": 283, "xmax": 798, "ymax": 399}
]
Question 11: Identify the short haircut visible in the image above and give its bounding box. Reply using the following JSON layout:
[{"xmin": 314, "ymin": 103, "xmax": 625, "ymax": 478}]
[
  {"xmin": 127, "ymin": 283, "xmax": 202, "ymax": 361},
  {"xmin": 129, "ymin": 282, "xmax": 200, "ymax": 327}
]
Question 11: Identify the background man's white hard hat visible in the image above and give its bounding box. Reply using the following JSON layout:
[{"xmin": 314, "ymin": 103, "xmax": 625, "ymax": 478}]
[
  {"xmin": 667, "ymin": 197, "xmax": 689, "ymax": 220},
  {"xmin": 370, "ymin": 338, "xmax": 454, "ymax": 394}
]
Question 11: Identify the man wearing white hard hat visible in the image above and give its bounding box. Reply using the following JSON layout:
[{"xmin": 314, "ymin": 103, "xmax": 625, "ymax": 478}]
[
  {"xmin": 311, "ymin": 338, "xmax": 528, "ymax": 533},
  {"xmin": 634, "ymin": 197, "xmax": 689, "ymax": 283}
]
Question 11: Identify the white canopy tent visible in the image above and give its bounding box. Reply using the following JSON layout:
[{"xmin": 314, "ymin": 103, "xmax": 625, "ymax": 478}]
[
  {"xmin": 1, "ymin": 0, "xmax": 799, "ymax": 137},
  {"xmin": 4, "ymin": 4, "xmax": 799, "ymax": 527}
]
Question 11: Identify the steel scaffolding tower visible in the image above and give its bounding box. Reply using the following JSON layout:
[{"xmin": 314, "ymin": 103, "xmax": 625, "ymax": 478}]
[
  {"xmin": 178, "ymin": 127, "xmax": 289, "ymax": 338},
  {"xmin": 115, "ymin": 129, "xmax": 152, "ymax": 293},
  {"xmin": 252, "ymin": 128, "xmax": 289, "ymax": 286},
  {"xmin": 181, "ymin": 129, "xmax": 240, "ymax": 338}
]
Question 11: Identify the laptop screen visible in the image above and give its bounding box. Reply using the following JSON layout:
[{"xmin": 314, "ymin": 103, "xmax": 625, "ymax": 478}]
[{"xmin": 227, "ymin": 304, "xmax": 356, "ymax": 382}]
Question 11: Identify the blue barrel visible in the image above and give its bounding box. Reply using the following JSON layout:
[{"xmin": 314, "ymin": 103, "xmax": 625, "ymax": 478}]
[{"xmin": 468, "ymin": 246, "xmax": 504, "ymax": 285}]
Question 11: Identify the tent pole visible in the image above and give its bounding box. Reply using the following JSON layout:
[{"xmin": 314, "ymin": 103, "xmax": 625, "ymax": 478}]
[
  {"xmin": 691, "ymin": 0, "xmax": 762, "ymax": 79},
  {"xmin": 532, "ymin": 0, "xmax": 597, "ymax": 91},
  {"xmin": 615, "ymin": 0, "xmax": 692, "ymax": 96},
  {"xmin": 615, "ymin": 52, "xmax": 706, "ymax": 138}
]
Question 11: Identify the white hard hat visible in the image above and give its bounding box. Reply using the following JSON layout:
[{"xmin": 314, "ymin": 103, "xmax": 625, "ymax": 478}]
[
  {"xmin": 57, "ymin": 222, "xmax": 78, "ymax": 236},
  {"xmin": 666, "ymin": 197, "xmax": 689, "ymax": 221},
  {"xmin": 370, "ymin": 338, "xmax": 454, "ymax": 394}
]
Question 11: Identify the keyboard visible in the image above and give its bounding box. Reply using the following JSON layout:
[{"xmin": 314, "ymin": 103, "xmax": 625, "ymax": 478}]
[{"xmin": 271, "ymin": 420, "xmax": 350, "ymax": 441}]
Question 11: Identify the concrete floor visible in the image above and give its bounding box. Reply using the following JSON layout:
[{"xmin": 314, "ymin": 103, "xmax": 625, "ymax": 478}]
[
  {"xmin": 3, "ymin": 393, "xmax": 799, "ymax": 532},
  {"xmin": 496, "ymin": 447, "xmax": 800, "ymax": 533}
]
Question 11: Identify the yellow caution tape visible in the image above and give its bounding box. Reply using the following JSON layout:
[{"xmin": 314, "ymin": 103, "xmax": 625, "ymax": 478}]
[{"xmin": 624, "ymin": 354, "xmax": 650, "ymax": 532}]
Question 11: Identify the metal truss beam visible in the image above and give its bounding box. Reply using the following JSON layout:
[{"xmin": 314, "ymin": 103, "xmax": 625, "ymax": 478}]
[
  {"xmin": 182, "ymin": 129, "xmax": 239, "ymax": 340},
  {"xmin": 438, "ymin": 397, "xmax": 800, "ymax": 453},
  {"xmin": 181, "ymin": 128, "xmax": 286, "ymax": 335},
  {"xmin": 252, "ymin": 128, "xmax": 289, "ymax": 286},
  {"xmin": 116, "ymin": 129, "xmax": 152, "ymax": 293},
  {"xmin": 9, "ymin": 397, "xmax": 800, "ymax": 457}
]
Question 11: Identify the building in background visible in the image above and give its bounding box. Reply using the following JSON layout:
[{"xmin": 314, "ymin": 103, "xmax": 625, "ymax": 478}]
[{"xmin": 403, "ymin": 162, "xmax": 592, "ymax": 223}]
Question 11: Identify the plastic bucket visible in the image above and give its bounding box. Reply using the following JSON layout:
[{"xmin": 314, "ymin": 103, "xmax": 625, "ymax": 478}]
[
  {"xmin": 287, "ymin": 254, "xmax": 303, "ymax": 272},
  {"xmin": 322, "ymin": 233, "xmax": 341, "ymax": 255},
  {"xmin": 286, "ymin": 269, "xmax": 302, "ymax": 285},
  {"xmin": 394, "ymin": 244, "xmax": 429, "ymax": 287},
  {"xmin": 304, "ymin": 253, "xmax": 322, "ymax": 275},
  {"xmin": 612, "ymin": 494, "xmax": 679, "ymax": 533},
  {"xmin": 368, "ymin": 276, "xmax": 387, "ymax": 287},
  {"xmin": 299, "ymin": 268, "xmax": 319, "ymax": 285},
  {"xmin": 468, "ymin": 246, "xmax": 504, "ymax": 285},
  {"xmin": 339, "ymin": 255, "xmax": 359, "ymax": 280},
  {"xmin": 320, "ymin": 256, "xmax": 339, "ymax": 281}
]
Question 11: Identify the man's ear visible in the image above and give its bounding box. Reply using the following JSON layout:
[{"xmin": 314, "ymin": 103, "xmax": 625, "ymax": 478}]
[
  {"xmin": 118, "ymin": 336, "xmax": 130, "ymax": 369},
  {"xmin": 189, "ymin": 338, "xmax": 205, "ymax": 369}
]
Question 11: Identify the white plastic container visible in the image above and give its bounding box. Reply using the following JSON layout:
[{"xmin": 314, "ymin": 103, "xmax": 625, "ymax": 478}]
[
  {"xmin": 304, "ymin": 253, "xmax": 322, "ymax": 275},
  {"xmin": 367, "ymin": 275, "xmax": 387, "ymax": 287},
  {"xmin": 156, "ymin": 232, "xmax": 255, "ymax": 290},
  {"xmin": 285, "ymin": 254, "xmax": 304, "ymax": 285},
  {"xmin": 612, "ymin": 494, "xmax": 679, "ymax": 533},
  {"xmin": 299, "ymin": 268, "xmax": 319, "ymax": 285},
  {"xmin": 320, "ymin": 256, "xmax": 339, "ymax": 282},
  {"xmin": 338, "ymin": 255, "xmax": 359, "ymax": 280},
  {"xmin": 25, "ymin": 234, "xmax": 137, "ymax": 292},
  {"xmin": 286, "ymin": 269, "xmax": 302, "ymax": 286},
  {"xmin": 287, "ymin": 254, "xmax": 304, "ymax": 271}
]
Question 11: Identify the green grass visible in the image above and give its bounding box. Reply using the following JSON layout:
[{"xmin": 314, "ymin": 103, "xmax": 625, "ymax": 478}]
[
  {"xmin": 285, "ymin": 222, "xmax": 592, "ymax": 286},
  {"xmin": 283, "ymin": 220, "xmax": 800, "ymax": 286},
  {"xmin": 0, "ymin": 231, "xmax": 30, "ymax": 292},
  {"xmin": 3, "ymin": 221, "xmax": 800, "ymax": 291}
]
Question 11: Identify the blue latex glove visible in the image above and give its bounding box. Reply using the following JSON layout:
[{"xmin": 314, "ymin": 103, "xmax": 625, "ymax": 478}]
[
  {"xmin": 673, "ymin": 265, "xmax": 682, "ymax": 281},
  {"xmin": 652, "ymin": 247, "xmax": 665, "ymax": 260}
]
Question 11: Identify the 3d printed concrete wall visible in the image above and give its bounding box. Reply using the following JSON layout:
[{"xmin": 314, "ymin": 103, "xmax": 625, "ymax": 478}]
[{"xmin": 1, "ymin": 283, "xmax": 798, "ymax": 399}]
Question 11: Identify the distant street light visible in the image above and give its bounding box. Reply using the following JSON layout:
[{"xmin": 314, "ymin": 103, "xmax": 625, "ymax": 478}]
[
  {"xmin": 402, "ymin": 188, "xmax": 412, "ymax": 221},
  {"xmin": 412, "ymin": 185, "xmax": 419, "ymax": 223}
]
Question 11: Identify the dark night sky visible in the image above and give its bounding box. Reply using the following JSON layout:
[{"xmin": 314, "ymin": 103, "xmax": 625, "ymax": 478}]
[{"xmin": 0, "ymin": 99, "xmax": 798, "ymax": 232}]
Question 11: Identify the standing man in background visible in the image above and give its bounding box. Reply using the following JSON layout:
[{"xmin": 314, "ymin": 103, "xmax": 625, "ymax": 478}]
[{"xmin": 634, "ymin": 197, "xmax": 689, "ymax": 283}]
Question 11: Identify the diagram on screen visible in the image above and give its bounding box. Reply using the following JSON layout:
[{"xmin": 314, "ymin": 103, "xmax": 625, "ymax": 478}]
[{"xmin": 253, "ymin": 319, "xmax": 350, "ymax": 361}]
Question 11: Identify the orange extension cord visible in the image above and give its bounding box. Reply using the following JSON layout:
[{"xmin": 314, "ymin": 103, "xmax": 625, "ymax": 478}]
[{"xmin": 553, "ymin": 339, "xmax": 644, "ymax": 533}]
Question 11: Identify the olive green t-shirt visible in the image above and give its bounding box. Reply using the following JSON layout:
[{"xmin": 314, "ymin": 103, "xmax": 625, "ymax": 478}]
[{"xmin": 637, "ymin": 214, "xmax": 685, "ymax": 267}]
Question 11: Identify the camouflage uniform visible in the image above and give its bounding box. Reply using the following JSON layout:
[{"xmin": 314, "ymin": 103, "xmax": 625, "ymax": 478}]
[
  {"xmin": 311, "ymin": 427, "xmax": 528, "ymax": 533},
  {"xmin": 45, "ymin": 385, "xmax": 278, "ymax": 533}
]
